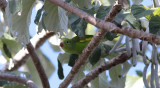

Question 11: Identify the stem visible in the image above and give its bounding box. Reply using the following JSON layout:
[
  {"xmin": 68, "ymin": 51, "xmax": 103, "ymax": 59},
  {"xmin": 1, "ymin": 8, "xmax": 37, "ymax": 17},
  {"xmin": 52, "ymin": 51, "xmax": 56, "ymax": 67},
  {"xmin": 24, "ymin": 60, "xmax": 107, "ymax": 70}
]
[
  {"xmin": 2, "ymin": 31, "xmax": 55, "ymax": 71},
  {"xmin": 26, "ymin": 43, "xmax": 50, "ymax": 88},
  {"xmin": 72, "ymin": 52, "xmax": 131, "ymax": 88},
  {"xmin": 47, "ymin": 0, "xmax": 160, "ymax": 45},
  {"xmin": 0, "ymin": 72, "xmax": 37, "ymax": 88}
]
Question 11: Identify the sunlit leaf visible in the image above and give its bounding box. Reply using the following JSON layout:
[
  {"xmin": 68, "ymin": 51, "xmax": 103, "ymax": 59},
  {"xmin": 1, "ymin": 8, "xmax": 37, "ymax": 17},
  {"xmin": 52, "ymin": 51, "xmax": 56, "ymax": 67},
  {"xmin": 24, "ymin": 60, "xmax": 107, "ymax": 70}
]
[
  {"xmin": 5, "ymin": 0, "xmax": 34, "ymax": 44},
  {"xmin": 100, "ymin": 0, "xmax": 116, "ymax": 6},
  {"xmin": 109, "ymin": 64, "xmax": 126, "ymax": 88},
  {"xmin": 131, "ymin": 5, "xmax": 154, "ymax": 19},
  {"xmin": 38, "ymin": 1, "xmax": 68, "ymax": 35},
  {"xmin": 125, "ymin": 75, "xmax": 144, "ymax": 88}
]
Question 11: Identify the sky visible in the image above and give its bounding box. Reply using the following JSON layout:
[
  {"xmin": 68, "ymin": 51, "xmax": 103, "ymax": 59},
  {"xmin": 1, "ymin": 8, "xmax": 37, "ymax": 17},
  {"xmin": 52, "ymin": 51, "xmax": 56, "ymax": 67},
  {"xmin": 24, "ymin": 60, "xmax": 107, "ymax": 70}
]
[{"xmin": 29, "ymin": 0, "xmax": 153, "ymax": 88}]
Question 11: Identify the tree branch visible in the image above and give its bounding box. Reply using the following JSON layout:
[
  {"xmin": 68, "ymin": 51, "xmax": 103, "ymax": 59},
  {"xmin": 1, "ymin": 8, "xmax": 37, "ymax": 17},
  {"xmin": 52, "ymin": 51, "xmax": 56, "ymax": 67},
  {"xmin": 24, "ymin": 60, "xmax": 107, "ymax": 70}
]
[
  {"xmin": 0, "ymin": 0, "xmax": 7, "ymax": 11},
  {"xmin": 48, "ymin": 0, "xmax": 160, "ymax": 45},
  {"xmin": 72, "ymin": 52, "xmax": 131, "ymax": 88},
  {"xmin": 56, "ymin": 1, "xmax": 122, "ymax": 87},
  {"xmin": 2, "ymin": 31, "xmax": 55, "ymax": 71},
  {"xmin": 0, "ymin": 72, "xmax": 37, "ymax": 88},
  {"xmin": 26, "ymin": 43, "xmax": 50, "ymax": 88}
]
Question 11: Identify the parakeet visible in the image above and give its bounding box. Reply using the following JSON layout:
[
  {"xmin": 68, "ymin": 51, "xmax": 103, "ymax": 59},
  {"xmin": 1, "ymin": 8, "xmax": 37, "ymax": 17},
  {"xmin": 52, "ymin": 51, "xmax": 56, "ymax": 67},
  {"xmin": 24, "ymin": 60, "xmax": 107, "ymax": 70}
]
[{"xmin": 60, "ymin": 35, "xmax": 93, "ymax": 54}]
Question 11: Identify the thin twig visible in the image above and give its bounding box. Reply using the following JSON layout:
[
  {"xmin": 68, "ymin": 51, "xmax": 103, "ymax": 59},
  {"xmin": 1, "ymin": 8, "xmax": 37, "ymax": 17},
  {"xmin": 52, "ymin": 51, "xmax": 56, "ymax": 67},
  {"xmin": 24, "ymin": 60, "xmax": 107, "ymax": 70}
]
[
  {"xmin": 0, "ymin": 72, "xmax": 37, "ymax": 88},
  {"xmin": 26, "ymin": 43, "xmax": 50, "ymax": 88},
  {"xmin": 72, "ymin": 52, "xmax": 132, "ymax": 88},
  {"xmin": 48, "ymin": 0, "xmax": 160, "ymax": 45},
  {"xmin": 2, "ymin": 31, "xmax": 55, "ymax": 71},
  {"xmin": 0, "ymin": 0, "xmax": 7, "ymax": 11},
  {"xmin": 52, "ymin": 1, "xmax": 122, "ymax": 87}
]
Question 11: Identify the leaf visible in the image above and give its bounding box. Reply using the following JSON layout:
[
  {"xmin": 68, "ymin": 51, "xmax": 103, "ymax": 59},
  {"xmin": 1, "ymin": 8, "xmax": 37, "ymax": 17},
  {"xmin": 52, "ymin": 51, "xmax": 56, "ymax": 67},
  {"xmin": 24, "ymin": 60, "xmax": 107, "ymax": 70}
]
[
  {"xmin": 8, "ymin": 0, "xmax": 22, "ymax": 14},
  {"xmin": 125, "ymin": 75, "xmax": 144, "ymax": 88},
  {"xmin": 131, "ymin": 5, "xmax": 154, "ymax": 19},
  {"xmin": 68, "ymin": 54, "xmax": 79, "ymax": 67},
  {"xmin": 109, "ymin": 64, "xmax": 126, "ymax": 88},
  {"xmin": 38, "ymin": 1, "xmax": 68, "ymax": 35},
  {"xmin": 100, "ymin": 0, "xmax": 116, "ymax": 6},
  {"xmin": 26, "ymin": 49, "xmax": 55, "ymax": 88},
  {"xmin": 149, "ymin": 15, "xmax": 160, "ymax": 35},
  {"xmin": 2, "ymin": 43, "xmax": 12, "ymax": 58},
  {"xmin": 69, "ymin": 8, "xmax": 95, "ymax": 37},
  {"xmin": 0, "ymin": 81, "xmax": 9, "ymax": 87},
  {"xmin": 96, "ymin": 6, "xmax": 112, "ymax": 20},
  {"xmin": 5, "ymin": 0, "xmax": 34, "ymax": 44},
  {"xmin": 105, "ymin": 32, "xmax": 118, "ymax": 41},
  {"xmin": 57, "ymin": 53, "xmax": 70, "ymax": 64},
  {"xmin": 89, "ymin": 44, "xmax": 102, "ymax": 65},
  {"xmin": 4, "ymin": 83, "xmax": 27, "ymax": 88},
  {"xmin": 136, "ymin": 70, "xmax": 143, "ymax": 77},
  {"xmin": 90, "ymin": 72, "xmax": 110, "ymax": 88},
  {"xmin": 146, "ymin": 8, "xmax": 160, "ymax": 20},
  {"xmin": 58, "ymin": 59, "xmax": 64, "ymax": 79},
  {"xmin": 114, "ymin": 11, "xmax": 128, "ymax": 24},
  {"xmin": 34, "ymin": 5, "xmax": 44, "ymax": 25},
  {"xmin": 0, "ymin": 34, "xmax": 22, "ymax": 59},
  {"xmin": 125, "ymin": 14, "xmax": 141, "ymax": 29},
  {"xmin": 72, "ymin": 0, "xmax": 93, "ymax": 9}
]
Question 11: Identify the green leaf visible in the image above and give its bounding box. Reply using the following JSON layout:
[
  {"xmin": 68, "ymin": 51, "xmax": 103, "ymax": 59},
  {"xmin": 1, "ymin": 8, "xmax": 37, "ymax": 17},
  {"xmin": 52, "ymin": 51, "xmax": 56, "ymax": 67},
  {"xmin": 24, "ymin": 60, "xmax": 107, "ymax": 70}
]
[
  {"xmin": 131, "ymin": 5, "xmax": 154, "ymax": 19},
  {"xmin": 8, "ymin": 0, "xmax": 22, "ymax": 14},
  {"xmin": 96, "ymin": 6, "xmax": 112, "ymax": 20},
  {"xmin": 149, "ymin": 15, "xmax": 160, "ymax": 35},
  {"xmin": 89, "ymin": 44, "xmax": 102, "ymax": 65},
  {"xmin": 69, "ymin": 8, "xmax": 95, "ymax": 37},
  {"xmin": 2, "ymin": 43, "xmax": 12, "ymax": 58},
  {"xmin": 90, "ymin": 72, "xmax": 109, "ymax": 88},
  {"xmin": 136, "ymin": 70, "xmax": 143, "ymax": 77},
  {"xmin": 5, "ymin": 0, "xmax": 34, "ymax": 44},
  {"xmin": 125, "ymin": 14, "xmax": 141, "ymax": 29},
  {"xmin": 100, "ymin": 0, "xmax": 116, "ymax": 6},
  {"xmin": 125, "ymin": 75, "xmax": 144, "ymax": 88},
  {"xmin": 38, "ymin": 1, "xmax": 68, "ymax": 35},
  {"xmin": 68, "ymin": 54, "xmax": 79, "ymax": 67},
  {"xmin": 146, "ymin": 8, "xmax": 160, "ymax": 20},
  {"xmin": 114, "ymin": 11, "xmax": 128, "ymax": 24},
  {"xmin": 4, "ymin": 83, "xmax": 27, "ymax": 88},
  {"xmin": 58, "ymin": 59, "xmax": 64, "ymax": 79},
  {"xmin": 0, "ymin": 81, "xmax": 9, "ymax": 87},
  {"xmin": 72, "ymin": 0, "xmax": 93, "ymax": 9},
  {"xmin": 109, "ymin": 64, "xmax": 126, "ymax": 88},
  {"xmin": 105, "ymin": 32, "xmax": 118, "ymax": 41},
  {"xmin": 34, "ymin": 5, "xmax": 44, "ymax": 25},
  {"xmin": 103, "ymin": 44, "xmax": 112, "ymax": 54},
  {"xmin": 65, "ymin": 0, "xmax": 72, "ymax": 3}
]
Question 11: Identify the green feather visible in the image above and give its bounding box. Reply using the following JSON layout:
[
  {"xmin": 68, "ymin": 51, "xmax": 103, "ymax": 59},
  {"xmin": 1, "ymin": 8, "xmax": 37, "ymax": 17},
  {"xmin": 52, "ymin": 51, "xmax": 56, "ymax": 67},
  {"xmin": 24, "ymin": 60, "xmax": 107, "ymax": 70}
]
[{"xmin": 61, "ymin": 35, "xmax": 93, "ymax": 54}]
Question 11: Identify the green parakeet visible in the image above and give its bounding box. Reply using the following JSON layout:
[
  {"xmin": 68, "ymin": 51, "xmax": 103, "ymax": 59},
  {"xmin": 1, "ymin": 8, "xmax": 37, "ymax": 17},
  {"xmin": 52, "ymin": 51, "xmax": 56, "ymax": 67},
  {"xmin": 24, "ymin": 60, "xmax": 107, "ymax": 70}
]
[{"xmin": 60, "ymin": 35, "xmax": 93, "ymax": 54}]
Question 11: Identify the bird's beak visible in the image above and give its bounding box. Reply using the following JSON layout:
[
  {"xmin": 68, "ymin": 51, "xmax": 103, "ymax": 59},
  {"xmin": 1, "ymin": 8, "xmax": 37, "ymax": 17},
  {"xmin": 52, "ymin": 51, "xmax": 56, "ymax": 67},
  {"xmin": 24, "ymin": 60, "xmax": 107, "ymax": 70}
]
[{"xmin": 60, "ymin": 42, "xmax": 64, "ymax": 47}]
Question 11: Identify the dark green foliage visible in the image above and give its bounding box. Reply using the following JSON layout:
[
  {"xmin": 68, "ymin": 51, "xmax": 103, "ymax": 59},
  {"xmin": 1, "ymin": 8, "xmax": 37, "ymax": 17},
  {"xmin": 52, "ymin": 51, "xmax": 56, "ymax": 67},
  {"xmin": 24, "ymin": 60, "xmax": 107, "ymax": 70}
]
[
  {"xmin": 149, "ymin": 15, "xmax": 160, "ymax": 35},
  {"xmin": 58, "ymin": 59, "xmax": 64, "ymax": 79},
  {"xmin": 68, "ymin": 54, "xmax": 79, "ymax": 67},
  {"xmin": 89, "ymin": 44, "xmax": 102, "ymax": 65}
]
